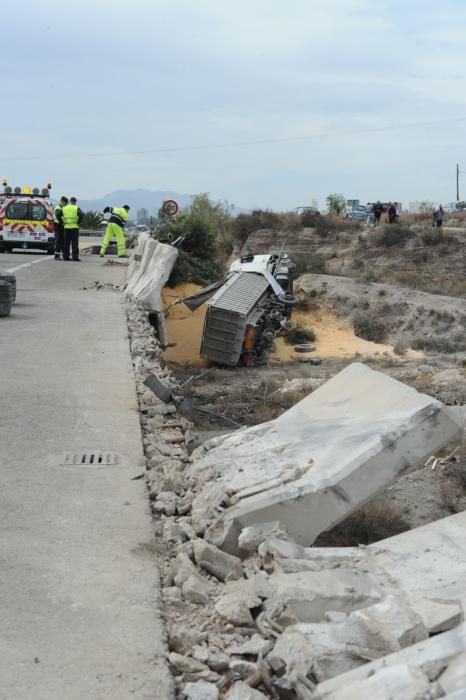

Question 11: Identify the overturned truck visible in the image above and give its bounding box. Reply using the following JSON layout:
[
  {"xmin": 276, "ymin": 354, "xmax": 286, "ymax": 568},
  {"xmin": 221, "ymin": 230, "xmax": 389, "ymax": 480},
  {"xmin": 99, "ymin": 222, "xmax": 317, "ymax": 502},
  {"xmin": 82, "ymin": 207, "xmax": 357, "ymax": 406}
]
[{"xmin": 184, "ymin": 253, "xmax": 298, "ymax": 366}]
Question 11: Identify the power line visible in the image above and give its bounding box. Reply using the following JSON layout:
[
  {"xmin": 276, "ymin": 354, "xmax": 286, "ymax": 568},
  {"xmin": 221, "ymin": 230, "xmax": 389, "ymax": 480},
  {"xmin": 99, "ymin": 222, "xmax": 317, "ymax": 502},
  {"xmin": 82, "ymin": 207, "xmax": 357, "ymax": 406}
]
[{"xmin": 3, "ymin": 115, "xmax": 466, "ymax": 164}]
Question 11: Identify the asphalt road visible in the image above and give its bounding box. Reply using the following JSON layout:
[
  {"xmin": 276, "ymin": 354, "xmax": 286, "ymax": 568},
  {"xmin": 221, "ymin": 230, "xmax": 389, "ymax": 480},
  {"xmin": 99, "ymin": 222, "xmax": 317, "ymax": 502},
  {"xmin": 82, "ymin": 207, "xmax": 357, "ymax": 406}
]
[{"xmin": 0, "ymin": 252, "xmax": 173, "ymax": 699}]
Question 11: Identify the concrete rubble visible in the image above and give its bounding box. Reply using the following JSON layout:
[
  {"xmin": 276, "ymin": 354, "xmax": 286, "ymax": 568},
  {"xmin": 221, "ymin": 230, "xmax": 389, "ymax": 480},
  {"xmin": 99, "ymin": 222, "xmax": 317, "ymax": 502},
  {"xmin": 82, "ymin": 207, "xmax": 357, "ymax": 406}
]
[{"xmin": 123, "ymin": 261, "xmax": 465, "ymax": 699}]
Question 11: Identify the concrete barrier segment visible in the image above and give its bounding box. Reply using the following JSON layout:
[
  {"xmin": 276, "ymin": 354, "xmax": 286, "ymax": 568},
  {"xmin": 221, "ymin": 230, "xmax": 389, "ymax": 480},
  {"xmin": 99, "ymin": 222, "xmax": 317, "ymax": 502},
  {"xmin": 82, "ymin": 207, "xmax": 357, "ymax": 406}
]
[
  {"xmin": 188, "ymin": 363, "xmax": 462, "ymax": 554},
  {"xmin": 125, "ymin": 233, "xmax": 178, "ymax": 345}
]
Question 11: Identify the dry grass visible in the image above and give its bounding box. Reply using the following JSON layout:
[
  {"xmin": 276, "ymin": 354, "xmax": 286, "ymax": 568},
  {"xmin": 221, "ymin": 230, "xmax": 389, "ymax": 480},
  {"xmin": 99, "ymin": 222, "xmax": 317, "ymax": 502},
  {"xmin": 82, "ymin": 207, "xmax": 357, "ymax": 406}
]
[
  {"xmin": 391, "ymin": 271, "xmax": 466, "ymax": 297},
  {"xmin": 393, "ymin": 338, "xmax": 408, "ymax": 355},
  {"xmin": 315, "ymin": 497, "xmax": 410, "ymax": 546},
  {"xmin": 297, "ymin": 295, "xmax": 320, "ymax": 312},
  {"xmin": 412, "ymin": 333, "xmax": 466, "ymax": 354},
  {"xmin": 293, "ymin": 252, "xmax": 327, "ymax": 275},
  {"xmin": 439, "ymin": 460, "xmax": 466, "ymax": 513},
  {"xmin": 375, "ymin": 224, "xmax": 415, "ymax": 247}
]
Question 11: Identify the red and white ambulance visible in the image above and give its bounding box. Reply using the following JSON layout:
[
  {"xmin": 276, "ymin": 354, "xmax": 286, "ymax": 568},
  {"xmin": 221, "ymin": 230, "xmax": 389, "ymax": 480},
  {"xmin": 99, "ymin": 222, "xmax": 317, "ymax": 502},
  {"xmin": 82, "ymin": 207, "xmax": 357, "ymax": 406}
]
[{"xmin": 0, "ymin": 181, "xmax": 55, "ymax": 254}]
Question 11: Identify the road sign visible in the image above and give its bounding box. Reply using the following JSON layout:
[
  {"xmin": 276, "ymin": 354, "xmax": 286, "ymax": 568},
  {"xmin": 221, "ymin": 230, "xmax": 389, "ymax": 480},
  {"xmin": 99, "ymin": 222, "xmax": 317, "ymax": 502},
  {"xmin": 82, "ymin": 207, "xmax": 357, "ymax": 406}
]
[{"xmin": 162, "ymin": 199, "xmax": 179, "ymax": 217}]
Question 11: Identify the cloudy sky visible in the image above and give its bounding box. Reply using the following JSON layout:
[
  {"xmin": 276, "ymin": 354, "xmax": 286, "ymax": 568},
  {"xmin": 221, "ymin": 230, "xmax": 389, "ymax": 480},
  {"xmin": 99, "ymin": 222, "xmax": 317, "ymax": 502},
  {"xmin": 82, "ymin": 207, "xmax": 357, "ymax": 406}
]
[{"xmin": 3, "ymin": 0, "xmax": 466, "ymax": 209}]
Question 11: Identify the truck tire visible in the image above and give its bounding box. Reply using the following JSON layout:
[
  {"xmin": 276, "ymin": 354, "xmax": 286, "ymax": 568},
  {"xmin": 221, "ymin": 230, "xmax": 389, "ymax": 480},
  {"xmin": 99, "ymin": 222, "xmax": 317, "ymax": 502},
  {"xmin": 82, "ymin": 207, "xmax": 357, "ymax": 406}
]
[
  {"xmin": 0, "ymin": 274, "xmax": 16, "ymax": 302},
  {"xmin": 294, "ymin": 343, "xmax": 316, "ymax": 353},
  {"xmin": 278, "ymin": 292, "xmax": 299, "ymax": 306},
  {"xmin": 0, "ymin": 281, "xmax": 12, "ymax": 316}
]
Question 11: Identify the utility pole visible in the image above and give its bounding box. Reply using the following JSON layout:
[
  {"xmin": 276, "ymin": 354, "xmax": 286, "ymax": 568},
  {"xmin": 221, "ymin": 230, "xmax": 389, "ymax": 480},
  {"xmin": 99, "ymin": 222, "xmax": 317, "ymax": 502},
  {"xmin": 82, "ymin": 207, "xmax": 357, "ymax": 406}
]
[{"xmin": 456, "ymin": 163, "xmax": 460, "ymax": 201}]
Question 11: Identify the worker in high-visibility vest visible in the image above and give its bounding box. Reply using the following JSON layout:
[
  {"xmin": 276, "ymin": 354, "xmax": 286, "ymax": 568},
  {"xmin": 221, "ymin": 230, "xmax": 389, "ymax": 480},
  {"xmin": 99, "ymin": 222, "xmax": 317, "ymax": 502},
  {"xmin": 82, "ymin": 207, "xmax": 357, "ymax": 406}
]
[
  {"xmin": 53, "ymin": 195, "xmax": 68, "ymax": 260},
  {"xmin": 59, "ymin": 197, "xmax": 83, "ymax": 261},
  {"xmin": 100, "ymin": 205, "xmax": 130, "ymax": 258}
]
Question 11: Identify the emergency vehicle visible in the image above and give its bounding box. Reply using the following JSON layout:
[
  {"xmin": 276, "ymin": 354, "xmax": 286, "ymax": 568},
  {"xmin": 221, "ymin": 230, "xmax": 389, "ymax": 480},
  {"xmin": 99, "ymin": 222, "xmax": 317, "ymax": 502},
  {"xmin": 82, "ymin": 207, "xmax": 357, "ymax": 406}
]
[{"xmin": 0, "ymin": 181, "xmax": 55, "ymax": 254}]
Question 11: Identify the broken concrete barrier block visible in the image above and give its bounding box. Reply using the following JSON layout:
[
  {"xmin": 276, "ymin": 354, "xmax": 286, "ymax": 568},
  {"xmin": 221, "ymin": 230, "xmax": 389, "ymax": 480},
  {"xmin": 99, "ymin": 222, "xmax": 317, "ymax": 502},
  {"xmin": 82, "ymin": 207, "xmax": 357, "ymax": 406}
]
[
  {"xmin": 367, "ymin": 511, "xmax": 466, "ymax": 610},
  {"xmin": 207, "ymin": 652, "xmax": 230, "ymax": 673},
  {"xmin": 214, "ymin": 592, "xmax": 255, "ymax": 626},
  {"xmin": 315, "ymin": 622, "xmax": 466, "ymax": 697},
  {"xmin": 319, "ymin": 664, "xmax": 433, "ymax": 700},
  {"xmin": 268, "ymin": 623, "xmax": 367, "ymax": 682},
  {"xmin": 258, "ymin": 538, "xmax": 367, "ymax": 573},
  {"xmin": 350, "ymin": 594, "xmax": 427, "ymax": 654},
  {"xmin": 225, "ymin": 682, "xmax": 268, "ymax": 699},
  {"xmin": 263, "ymin": 569, "xmax": 383, "ymax": 625},
  {"xmin": 189, "ymin": 363, "xmax": 461, "ymax": 554},
  {"xmin": 182, "ymin": 681, "xmax": 219, "ymax": 700},
  {"xmin": 153, "ymin": 490, "xmax": 178, "ymax": 516},
  {"xmin": 182, "ymin": 574, "xmax": 212, "ymax": 605},
  {"xmin": 173, "ymin": 552, "xmax": 198, "ymax": 588},
  {"xmin": 228, "ymin": 633, "xmax": 273, "ymax": 657},
  {"xmin": 238, "ymin": 521, "xmax": 290, "ymax": 552},
  {"xmin": 193, "ymin": 539, "xmax": 243, "ymax": 581},
  {"xmin": 214, "ymin": 574, "xmax": 274, "ymax": 626},
  {"xmin": 438, "ymin": 651, "xmax": 466, "ymax": 695},
  {"xmin": 168, "ymin": 652, "xmax": 209, "ymax": 675},
  {"xmin": 409, "ymin": 598, "xmax": 463, "ymax": 635},
  {"xmin": 229, "ymin": 658, "xmax": 258, "ymax": 678}
]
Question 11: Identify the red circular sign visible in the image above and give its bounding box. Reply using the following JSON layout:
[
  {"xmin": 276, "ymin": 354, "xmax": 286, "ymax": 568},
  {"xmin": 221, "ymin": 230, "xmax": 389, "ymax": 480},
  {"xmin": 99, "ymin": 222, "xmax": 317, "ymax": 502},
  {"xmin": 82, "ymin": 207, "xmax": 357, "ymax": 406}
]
[{"xmin": 162, "ymin": 199, "xmax": 179, "ymax": 217}]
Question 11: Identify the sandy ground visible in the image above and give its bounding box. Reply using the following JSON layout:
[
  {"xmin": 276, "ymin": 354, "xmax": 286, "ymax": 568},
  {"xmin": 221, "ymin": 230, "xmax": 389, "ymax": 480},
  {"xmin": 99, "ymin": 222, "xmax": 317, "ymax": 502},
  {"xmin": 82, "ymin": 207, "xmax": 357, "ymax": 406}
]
[
  {"xmin": 162, "ymin": 283, "xmax": 421, "ymax": 365},
  {"xmin": 162, "ymin": 283, "xmax": 209, "ymax": 365}
]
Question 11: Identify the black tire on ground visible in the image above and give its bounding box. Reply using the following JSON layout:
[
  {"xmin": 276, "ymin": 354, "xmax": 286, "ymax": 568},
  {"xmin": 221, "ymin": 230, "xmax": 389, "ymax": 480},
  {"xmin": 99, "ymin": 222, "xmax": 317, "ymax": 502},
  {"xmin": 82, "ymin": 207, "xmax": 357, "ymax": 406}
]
[
  {"xmin": 294, "ymin": 343, "xmax": 316, "ymax": 353},
  {"xmin": 47, "ymin": 247, "xmax": 54, "ymax": 255},
  {"xmin": 0, "ymin": 281, "xmax": 12, "ymax": 316},
  {"xmin": 0, "ymin": 274, "xmax": 16, "ymax": 302}
]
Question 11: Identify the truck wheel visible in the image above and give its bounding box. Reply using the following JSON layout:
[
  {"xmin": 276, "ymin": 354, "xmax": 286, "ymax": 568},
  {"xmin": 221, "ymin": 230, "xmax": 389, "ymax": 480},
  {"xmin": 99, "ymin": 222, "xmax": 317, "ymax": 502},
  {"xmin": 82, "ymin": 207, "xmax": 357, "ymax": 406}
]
[
  {"xmin": 278, "ymin": 292, "xmax": 299, "ymax": 306},
  {"xmin": 0, "ymin": 274, "xmax": 16, "ymax": 302},
  {"xmin": 294, "ymin": 343, "xmax": 316, "ymax": 353}
]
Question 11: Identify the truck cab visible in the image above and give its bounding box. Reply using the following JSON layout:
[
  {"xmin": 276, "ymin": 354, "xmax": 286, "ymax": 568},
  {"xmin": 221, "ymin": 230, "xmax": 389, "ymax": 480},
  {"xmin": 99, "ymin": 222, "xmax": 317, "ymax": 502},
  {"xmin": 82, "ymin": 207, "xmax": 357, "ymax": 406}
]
[{"xmin": 0, "ymin": 182, "xmax": 55, "ymax": 254}]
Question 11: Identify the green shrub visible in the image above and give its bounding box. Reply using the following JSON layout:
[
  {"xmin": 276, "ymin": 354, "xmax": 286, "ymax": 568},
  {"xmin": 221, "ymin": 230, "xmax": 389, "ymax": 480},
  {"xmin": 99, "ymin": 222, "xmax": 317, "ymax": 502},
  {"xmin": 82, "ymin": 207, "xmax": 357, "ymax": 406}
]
[
  {"xmin": 376, "ymin": 224, "xmax": 414, "ymax": 247},
  {"xmin": 393, "ymin": 338, "xmax": 408, "ymax": 355},
  {"xmin": 293, "ymin": 252, "xmax": 327, "ymax": 275},
  {"xmin": 283, "ymin": 321, "xmax": 316, "ymax": 345},
  {"xmin": 231, "ymin": 209, "xmax": 282, "ymax": 244},
  {"xmin": 352, "ymin": 310, "xmax": 389, "ymax": 343},
  {"xmin": 300, "ymin": 211, "xmax": 321, "ymax": 227},
  {"xmin": 167, "ymin": 250, "xmax": 221, "ymax": 287},
  {"xmin": 412, "ymin": 335, "xmax": 466, "ymax": 354}
]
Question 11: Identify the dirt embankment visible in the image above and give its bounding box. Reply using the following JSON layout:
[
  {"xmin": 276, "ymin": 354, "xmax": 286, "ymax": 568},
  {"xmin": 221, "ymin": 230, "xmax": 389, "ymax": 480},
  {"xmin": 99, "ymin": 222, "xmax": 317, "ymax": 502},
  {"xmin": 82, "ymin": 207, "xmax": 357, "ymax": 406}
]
[
  {"xmin": 296, "ymin": 274, "xmax": 466, "ymax": 357},
  {"xmin": 242, "ymin": 224, "xmax": 466, "ymax": 298}
]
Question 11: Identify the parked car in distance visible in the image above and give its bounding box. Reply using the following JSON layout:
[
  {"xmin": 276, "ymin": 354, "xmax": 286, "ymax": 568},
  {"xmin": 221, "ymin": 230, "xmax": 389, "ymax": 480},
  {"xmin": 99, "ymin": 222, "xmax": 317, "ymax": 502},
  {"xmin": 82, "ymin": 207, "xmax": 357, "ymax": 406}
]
[
  {"xmin": 347, "ymin": 204, "xmax": 373, "ymax": 223},
  {"xmin": 294, "ymin": 206, "xmax": 320, "ymax": 216}
]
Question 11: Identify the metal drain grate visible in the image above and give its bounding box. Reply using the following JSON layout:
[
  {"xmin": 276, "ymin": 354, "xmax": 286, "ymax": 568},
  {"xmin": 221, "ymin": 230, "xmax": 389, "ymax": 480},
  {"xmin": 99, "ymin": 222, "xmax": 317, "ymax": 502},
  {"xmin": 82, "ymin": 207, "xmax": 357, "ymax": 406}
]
[{"xmin": 61, "ymin": 452, "xmax": 119, "ymax": 466}]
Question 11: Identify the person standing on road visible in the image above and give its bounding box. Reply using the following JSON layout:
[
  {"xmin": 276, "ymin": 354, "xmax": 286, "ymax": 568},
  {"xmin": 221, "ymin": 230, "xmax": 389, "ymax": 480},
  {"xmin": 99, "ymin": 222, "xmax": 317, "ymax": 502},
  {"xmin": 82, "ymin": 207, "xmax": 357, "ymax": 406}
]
[
  {"xmin": 387, "ymin": 201, "xmax": 397, "ymax": 224},
  {"xmin": 373, "ymin": 200, "xmax": 383, "ymax": 225},
  {"xmin": 61, "ymin": 196, "xmax": 83, "ymax": 261},
  {"xmin": 433, "ymin": 204, "xmax": 445, "ymax": 229},
  {"xmin": 99, "ymin": 205, "xmax": 130, "ymax": 258},
  {"xmin": 53, "ymin": 196, "xmax": 68, "ymax": 260}
]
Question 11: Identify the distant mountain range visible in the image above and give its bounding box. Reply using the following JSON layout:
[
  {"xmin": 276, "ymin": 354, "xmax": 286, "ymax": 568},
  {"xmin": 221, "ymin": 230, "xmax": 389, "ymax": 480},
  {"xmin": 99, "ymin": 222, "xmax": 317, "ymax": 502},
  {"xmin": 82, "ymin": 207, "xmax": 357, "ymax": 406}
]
[
  {"xmin": 77, "ymin": 188, "xmax": 194, "ymax": 215},
  {"xmin": 76, "ymin": 188, "xmax": 248, "ymax": 217}
]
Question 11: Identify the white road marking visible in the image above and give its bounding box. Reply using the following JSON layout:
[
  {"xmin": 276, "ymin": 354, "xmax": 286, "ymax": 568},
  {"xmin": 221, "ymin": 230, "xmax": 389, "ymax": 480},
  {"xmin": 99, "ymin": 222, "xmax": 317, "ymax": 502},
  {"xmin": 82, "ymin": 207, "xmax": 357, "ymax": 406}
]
[{"xmin": 5, "ymin": 256, "xmax": 53, "ymax": 274}]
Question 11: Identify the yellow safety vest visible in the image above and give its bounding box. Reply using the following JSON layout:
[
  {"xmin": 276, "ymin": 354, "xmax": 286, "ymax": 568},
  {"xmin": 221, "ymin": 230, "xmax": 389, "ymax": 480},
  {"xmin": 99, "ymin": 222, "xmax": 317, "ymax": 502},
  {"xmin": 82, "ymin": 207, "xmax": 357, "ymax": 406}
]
[
  {"xmin": 109, "ymin": 207, "xmax": 129, "ymax": 228},
  {"xmin": 62, "ymin": 204, "xmax": 79, "ymax": 229},
  {"xmin": 53, "ymin": 204, "xmax": 62, "ymax": 224}
]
